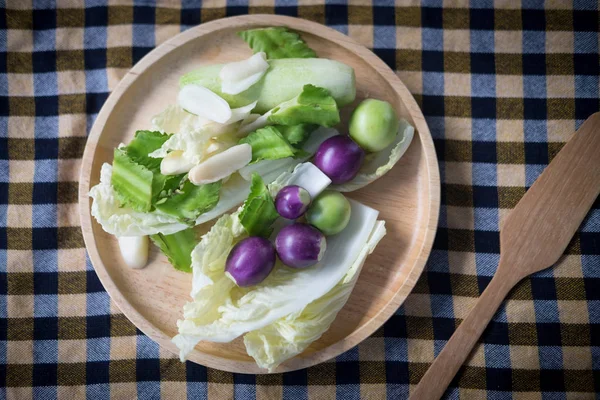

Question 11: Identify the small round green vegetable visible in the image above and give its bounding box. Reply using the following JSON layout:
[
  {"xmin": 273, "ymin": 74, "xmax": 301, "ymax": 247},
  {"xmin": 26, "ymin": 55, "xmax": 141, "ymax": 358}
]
[
  {"xmin": 306, "ymin": 191, "xmax": 351, "ymax": 236},
  {"xmin": 349, "ymin": 99, "xmax": 400, "ymax": 152}
]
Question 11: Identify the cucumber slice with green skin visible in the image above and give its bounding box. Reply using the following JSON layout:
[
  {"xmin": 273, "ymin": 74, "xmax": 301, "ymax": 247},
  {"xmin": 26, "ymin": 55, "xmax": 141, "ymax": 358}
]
[{"xmin": 179, "ymin": 58, "xmax": 356, "ymax": 114}]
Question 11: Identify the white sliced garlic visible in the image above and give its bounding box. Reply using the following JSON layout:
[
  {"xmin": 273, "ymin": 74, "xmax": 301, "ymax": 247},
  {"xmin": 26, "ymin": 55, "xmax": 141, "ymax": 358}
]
[
  {"xmin": 118, "ymin": 236, "xmax": 149, "ymax": 269},
  {"xmin": 237, "ymin": 110, "xmax": 272, "ymax": 136},
  {"xmin": 160, "ymin": 150, "xmax": 195, "ymax": 175},
  {"xmin": 189, "ymin": 143, "xmax": 252, "ymax": 185},
  {"xmin": 220, "ymin": 52, "xmax": 269, "ymax": 95},
  {"xmin": 223, "ymin": 101, "xmax": 258, "ymax": 124},
  {"xmin": 222, "ymin": 72, "xmax": 264, "ymax": 96},
  {"xmin": 178, "ymin": 85, "xmax": 232, "ymax": 124},
  {"xmin": 205, "ymin": 139, "xmax": 226, "ymax": 155}
]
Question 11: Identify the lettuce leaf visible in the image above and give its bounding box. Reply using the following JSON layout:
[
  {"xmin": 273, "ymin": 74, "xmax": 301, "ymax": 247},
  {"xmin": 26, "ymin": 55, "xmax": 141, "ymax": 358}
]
[
  {"xmin": 90, "ymin": 164, "xmax": 188, "ymax": 237},
  {"xmin": 276, "ymin": 124, "xmax": 317, "ymax": 145},
  {"xmin": 239, "ymin": 126, "xmax": 297, "ymax": 163},
  {"xmin": 155, "ymin": 180, "xmax": 222, "ymax": 223},
  {"xmin": 111, "ymin": 131, "xmax": 181, "ymax": 211},
  {"xmin": 238, "ymin": 173, "xmax": 279, "ymax": 237},
  {"xmin": 332, "ymin": 119, "xmax": 415, "ymax": 192},
  {"xmin": 124, "ymin": 130, "xmax": 171, "ymax": 171},
  {"xmin": 150, "ymin": 228, "xmax": 198, "ymax": 273},
  {"xmin": 244, "ymin": 221, "xmax": 386, "ymax": 371},
  {"xmin": 267, "ymin": 85, "xmax": 340, "ymax": 127},
  {"xmin": 111, "ymin": 149, "xmax": 154, "ymax": 212},
  {"xmin": 172, "ymin": 198, "xmax": 380, "ymax": 357},
  {"xmin": 238, "ymin": 27, "xmax": 316, "ymax": 60},
  {"xmin": 195, "ymin": 174, "xmax": 251, "ymax": 226}
]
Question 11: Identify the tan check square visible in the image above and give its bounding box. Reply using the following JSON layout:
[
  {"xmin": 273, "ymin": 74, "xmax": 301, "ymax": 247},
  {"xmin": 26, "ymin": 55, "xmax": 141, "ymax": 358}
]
[
  {"xmin": 57, "ymin": 203, "xmax": 80, "ymax": 228},
  {"xmin": 155, "ymin": 24, "xmax": 181, "ymax": 46},
  {"xmin": 8, "ymin": 116, "xmax": 35, "ymax": 140},
  {"xmin": 6, "ymin": 249, "xmax": 34, "ymax": 273},
  {"xmin": 557, "ymin": 300, "xmax": 590, "ymax": 324},
  {"xmin": 110, "ymin": 336, "xmax": 138, "ymax": 360},
  {"xmin": 510, "ymin": 345, "xmax": 540, "ymax": 369},
  {"xmin": 407, "ymin": 338, "xmax": 434, "ymax": 363},
  {"xmin": 553, "ymin": 255, "xmax": 583, "ymax": 278},
  {"xmin": 6, "ymin": 339, "xmax": 33, "ymax": 364},
  {"xmin": 443, "ymin": 29, "xmax": 471, "ymax": 52},
  {"xmin": 348, "ymin": 25, "xmax": 374, "ymax": 49},
  {"xmin": 57, "ymin": 71, "xmax": 87, "ymax": 95},
  {"xmin": 505, "ymin": 299, "xmax": 537, "ymax": 323},
  {"xmin": 496, "ymin": 75, "xmax": 523, "ymax": 98},
  {"xmin": 55, "ymin": 27, "xmax": 84, "ymax": 51},
  {"xmin": 448, "ymin": 251, "xmax": 477, "ymax": 275},
  {"xmin": 7, "ymin": 295, "xmax": 34, "ymax": 319},
  {"xmin": 7, "ymin": 73, "xmax": 34, "ymax": 96},
  {"xmin": 546, "ymin": 31, "xmax": 574, "ymax": 54},
  {"xmin": 495, "ymin": 31, "xmax": 523, "ymax": 54},
  {"xmin": 547, "ymin": 75, "xmax": 575, "ymax": 98},
  {"xmin": 57, "ymin": 248, "xmax": 87, "ymax": 272},
  {"xmin": 58, "ymin": 293, "xmax": 88, "ymax": 317},
  {"xmin": 396, "ymin": 26, "xmax": 422, "ymax": 50},
  {"xmin": 7, "ymin": 204, "xmax": 33, "ymax": 228},
  {"xmin": 398, "ymin": 71, "xmax": 423, "ymax": 95},
  {"xmin": 109, "ymin": 382, "xmax": 137, "ymax": 400},
  {"xmin": 562, "ymin": 347, "xmax": 593, "ymax": 370},
  {"xmin": 452, "ymin": 295, "xmax": 478, "ymax": 320},
  {"xmin": 447, "ymin": 205, "xmax": 475, "ymax": 230},
  {"xmin": 496, "ymin": 119, "xmax": 524, "ymax": 142},
  {"xmin": 445, "ymin": 73, "xmax": 471, "ymax": 97},
  {"xmin": 6, "ymin": 387, "xmax": 33, "ymax": 400},
  {"xmin": 547, "ymin": 119, "xmax": 575, "ymax": 143},
  {"xmin": 58, "ymin": 339, "xmax": 88, "ymax": 363},
  {"xmin": 497, "ymin": 163, "xmax": 525, "ymax": 187}
]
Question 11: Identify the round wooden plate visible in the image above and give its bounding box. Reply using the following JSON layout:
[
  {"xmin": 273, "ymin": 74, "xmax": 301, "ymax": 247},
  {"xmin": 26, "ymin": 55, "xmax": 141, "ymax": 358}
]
[{"xmin": 79, "ymin": 15, "xmax": 440, "ymax": 374}]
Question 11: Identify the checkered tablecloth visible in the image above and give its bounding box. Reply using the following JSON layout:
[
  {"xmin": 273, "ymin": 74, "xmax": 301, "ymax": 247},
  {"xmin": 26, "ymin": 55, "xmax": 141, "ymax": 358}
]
[{"xmin": 2, "ymin": 1, "xmax": 599, "ymax": 399}]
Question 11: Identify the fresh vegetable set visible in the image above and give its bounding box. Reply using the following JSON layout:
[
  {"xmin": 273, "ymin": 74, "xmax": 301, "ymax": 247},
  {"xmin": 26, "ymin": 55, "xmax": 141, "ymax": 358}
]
[{"xmin": 89, "ymin": 26, "xmax": 414, "ymax": 371}]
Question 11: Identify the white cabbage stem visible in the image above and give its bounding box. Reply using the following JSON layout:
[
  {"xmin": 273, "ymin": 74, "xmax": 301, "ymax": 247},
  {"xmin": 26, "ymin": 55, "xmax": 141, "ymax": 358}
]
[
  {"xmin": 189, "ymin": 143, "xmax": 252, "ymax": 185},
  {"xmin": 160, "ymin": 150, "xmax": 195, "ymax": 175},
  {"xmin": 278, "ymin": 162, "xmax": 332, "ymax": 199},
  {"xmin": 220, "ymin": 52, "xmax": 269, "ymax": 95},
  {"xmin": 178, "ymin": 85, "xmax": 232, "ymax": 124},
  {"xmin": 118, "ymin": 236, "xmax": 149, "ymax": 269}
]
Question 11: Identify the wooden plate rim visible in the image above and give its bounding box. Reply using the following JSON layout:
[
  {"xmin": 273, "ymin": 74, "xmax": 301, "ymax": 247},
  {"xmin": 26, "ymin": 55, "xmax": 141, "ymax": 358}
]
[{"xmin": 78, "ymin": 14, "xmax": 440, "ymax": 374}]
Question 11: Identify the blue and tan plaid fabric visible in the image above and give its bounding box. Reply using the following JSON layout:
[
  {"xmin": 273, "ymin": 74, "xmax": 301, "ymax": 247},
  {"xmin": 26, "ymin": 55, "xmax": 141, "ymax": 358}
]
[{"xmin": 2, "ymin": 1, "xmax": 600, "ymax": 399}]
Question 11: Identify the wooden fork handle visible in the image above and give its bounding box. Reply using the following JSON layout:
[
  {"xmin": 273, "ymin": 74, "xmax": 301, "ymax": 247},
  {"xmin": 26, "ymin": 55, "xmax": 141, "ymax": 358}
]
[{"xmin": 411, "ymin": 269, "xmax": 519, "ymax": 399}]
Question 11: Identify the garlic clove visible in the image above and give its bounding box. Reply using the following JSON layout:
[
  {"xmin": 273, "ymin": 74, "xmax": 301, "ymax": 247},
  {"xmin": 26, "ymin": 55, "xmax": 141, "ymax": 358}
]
[
  {"xmin": 178, "ymin": 85, "xmax": 232, "ymax": 124},
  {"xmin": 160, "ymin": 150, "xmax": 195, "ymax": 175},
  {"xmin": 219, "ymin": 52, "xmax": 268, "ymax": 81},
  {"xmin": 223, "ymin": 101, "xmax": 258, "ymax": 124},
  {"xmin": 118, "ymin": 236, "xmax": 149, "ymax": 269},
  {"xmin": 222, "ymin": 71, "xmax": 265, "ymax": 95},
  {"xmin": 189, "ymin": 143, "xmax": 252, "ymax": 185},
  {"xmin": 220, "ymin": 53, "xmax": 269, "ymax": 95}
]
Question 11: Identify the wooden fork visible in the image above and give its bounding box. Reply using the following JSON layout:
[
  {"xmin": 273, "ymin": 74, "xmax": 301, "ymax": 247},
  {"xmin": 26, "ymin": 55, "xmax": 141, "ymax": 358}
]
[{"xmin": 411, "ymin": 112, "xmax": 600, "ymax": 399}]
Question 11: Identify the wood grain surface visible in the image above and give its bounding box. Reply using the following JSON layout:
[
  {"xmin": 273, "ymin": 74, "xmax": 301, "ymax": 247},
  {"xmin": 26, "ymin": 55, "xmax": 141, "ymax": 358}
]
[
  {"xmin": 78, "ymin": 15, "xmax": 440, "ymax": 374},
  {"xmin": 412, "ymin": 112, "xmax": 600, "ymax": 399}
]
